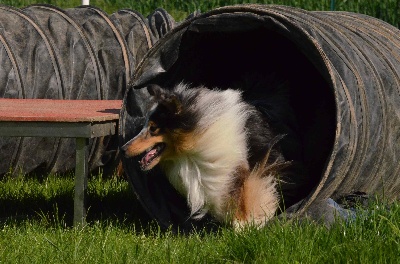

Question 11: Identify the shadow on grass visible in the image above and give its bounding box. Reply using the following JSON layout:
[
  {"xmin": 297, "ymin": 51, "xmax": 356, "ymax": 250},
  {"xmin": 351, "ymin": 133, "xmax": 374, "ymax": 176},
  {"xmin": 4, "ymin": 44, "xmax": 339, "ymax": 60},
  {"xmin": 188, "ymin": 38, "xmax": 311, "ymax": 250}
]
[{"xmin": 0, "ymin": 173, "xmax": 153, "ymax": 232}]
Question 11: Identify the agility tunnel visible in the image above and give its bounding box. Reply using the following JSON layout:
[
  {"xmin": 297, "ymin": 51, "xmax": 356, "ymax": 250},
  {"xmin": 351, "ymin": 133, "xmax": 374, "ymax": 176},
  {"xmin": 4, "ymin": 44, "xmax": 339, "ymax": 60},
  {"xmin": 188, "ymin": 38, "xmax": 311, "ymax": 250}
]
[
  {"xmin": 0, "ymin": 4, "xmax": 174, "ymax": 176},
  {"xmin": 120, "ymin": 4, "xmax": 400, "ymax": 231}
]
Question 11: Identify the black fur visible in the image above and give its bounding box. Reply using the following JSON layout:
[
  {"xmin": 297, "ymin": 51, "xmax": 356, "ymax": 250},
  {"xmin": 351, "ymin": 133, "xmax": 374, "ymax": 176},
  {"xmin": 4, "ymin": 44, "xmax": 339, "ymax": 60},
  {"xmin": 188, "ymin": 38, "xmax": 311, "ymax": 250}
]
[{"xmin": 146, "ymin": 85, "xmax": 200, "ymax": 133}]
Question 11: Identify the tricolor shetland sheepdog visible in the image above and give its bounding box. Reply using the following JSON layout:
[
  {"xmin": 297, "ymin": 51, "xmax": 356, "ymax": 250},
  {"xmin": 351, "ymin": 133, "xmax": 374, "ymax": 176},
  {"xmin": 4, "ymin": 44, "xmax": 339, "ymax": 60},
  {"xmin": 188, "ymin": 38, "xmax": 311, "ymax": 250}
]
[{"xmin": 121, "ymin": 83, "xmax": 290, "ymax": 229}]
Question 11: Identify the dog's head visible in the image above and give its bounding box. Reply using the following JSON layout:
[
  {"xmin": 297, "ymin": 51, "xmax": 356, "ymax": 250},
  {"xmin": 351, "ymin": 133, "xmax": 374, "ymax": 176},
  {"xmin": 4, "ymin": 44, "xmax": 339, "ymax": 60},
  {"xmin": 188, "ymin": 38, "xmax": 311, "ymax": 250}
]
[{"xmin": 121, "ymin": 84, "xmax": 196, "ymax": 171}]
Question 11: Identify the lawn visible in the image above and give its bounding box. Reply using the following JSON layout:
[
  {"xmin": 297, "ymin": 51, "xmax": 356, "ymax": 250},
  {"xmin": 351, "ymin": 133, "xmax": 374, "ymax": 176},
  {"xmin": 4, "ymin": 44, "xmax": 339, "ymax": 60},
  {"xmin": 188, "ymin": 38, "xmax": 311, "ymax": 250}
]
[{"xmin": 1, "ymin": 172, "xmax": 400, "ymax": 263}]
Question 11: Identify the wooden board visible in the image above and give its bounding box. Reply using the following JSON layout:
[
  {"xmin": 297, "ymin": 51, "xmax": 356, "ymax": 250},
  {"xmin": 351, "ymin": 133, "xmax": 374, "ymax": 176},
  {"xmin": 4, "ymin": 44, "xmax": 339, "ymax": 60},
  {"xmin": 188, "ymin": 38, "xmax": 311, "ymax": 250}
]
[{"xmin": 0, "ymin": 99, "xmax": 122, "ymax": 122}]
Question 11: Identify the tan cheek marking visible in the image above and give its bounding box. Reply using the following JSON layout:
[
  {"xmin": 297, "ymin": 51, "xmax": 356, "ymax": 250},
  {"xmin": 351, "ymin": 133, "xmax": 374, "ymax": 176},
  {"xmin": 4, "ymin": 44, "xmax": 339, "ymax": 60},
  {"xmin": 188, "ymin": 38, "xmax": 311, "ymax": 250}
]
[
  {"xmin": 172, "ymin": 130, "xmax": 197, "ymax": 153},
  {"xmin": 156, "ymin": 130, "xmax": 197, "ymax": 161}
]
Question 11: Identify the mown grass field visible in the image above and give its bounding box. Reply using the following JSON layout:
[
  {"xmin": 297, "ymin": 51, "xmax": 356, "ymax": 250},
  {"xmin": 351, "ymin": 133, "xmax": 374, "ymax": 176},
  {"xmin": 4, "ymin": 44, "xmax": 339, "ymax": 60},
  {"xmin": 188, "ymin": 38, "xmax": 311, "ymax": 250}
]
[
  {"xmin": 1, "ymin": 173, "xmax": 400, "ymax": 263},
  {"xmin": 1, "ymin": 0, "xmax": 400, "ymax": 263}
]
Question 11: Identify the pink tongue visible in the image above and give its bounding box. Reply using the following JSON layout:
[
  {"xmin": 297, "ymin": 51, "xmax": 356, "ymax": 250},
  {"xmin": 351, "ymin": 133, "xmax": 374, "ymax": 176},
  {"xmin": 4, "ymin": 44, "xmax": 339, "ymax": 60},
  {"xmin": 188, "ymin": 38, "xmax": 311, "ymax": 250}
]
[{"xmin": 143, "ymin": 148, "xmax": 158, "ymax": 165}]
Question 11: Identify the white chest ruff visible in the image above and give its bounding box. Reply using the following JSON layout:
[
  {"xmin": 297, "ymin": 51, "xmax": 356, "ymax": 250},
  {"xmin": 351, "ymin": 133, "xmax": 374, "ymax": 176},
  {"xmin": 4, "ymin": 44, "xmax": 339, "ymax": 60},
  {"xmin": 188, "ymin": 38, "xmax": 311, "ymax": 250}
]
[{"xmin": 161, "ymin": 86, "xmax": 251, "ymax": 220}]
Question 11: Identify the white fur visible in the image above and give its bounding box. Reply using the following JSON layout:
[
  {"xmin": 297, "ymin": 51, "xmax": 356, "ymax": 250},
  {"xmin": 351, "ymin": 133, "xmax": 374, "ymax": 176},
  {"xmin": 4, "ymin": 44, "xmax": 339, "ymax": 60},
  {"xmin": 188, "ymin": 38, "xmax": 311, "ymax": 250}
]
[{"xmin": 161, "ymin": 83, "xmax": 251, "ymax": 221}]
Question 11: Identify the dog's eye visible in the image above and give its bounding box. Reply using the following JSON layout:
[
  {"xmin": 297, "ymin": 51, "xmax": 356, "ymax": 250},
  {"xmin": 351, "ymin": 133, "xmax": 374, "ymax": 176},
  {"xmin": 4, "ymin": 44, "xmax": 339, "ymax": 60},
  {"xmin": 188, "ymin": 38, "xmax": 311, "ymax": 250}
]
[{"xmin": 149, "ymin": 124, "xmax": 159, "ymax": 134}]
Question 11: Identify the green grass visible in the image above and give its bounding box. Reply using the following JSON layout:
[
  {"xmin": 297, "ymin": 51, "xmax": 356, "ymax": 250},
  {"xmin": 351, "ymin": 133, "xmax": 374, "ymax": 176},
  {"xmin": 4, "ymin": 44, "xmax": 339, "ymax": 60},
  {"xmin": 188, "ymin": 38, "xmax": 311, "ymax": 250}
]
[
  {"xmin": 0, "ymin": 172, "xmax": 150, "ymax": 227},
  {"xmin": 1, "ymin": 172, "xmax": 400, "ymax": 263},
  {"xmin": 0, "ymin": 0, "xmax": 399, "ymax": 27}
]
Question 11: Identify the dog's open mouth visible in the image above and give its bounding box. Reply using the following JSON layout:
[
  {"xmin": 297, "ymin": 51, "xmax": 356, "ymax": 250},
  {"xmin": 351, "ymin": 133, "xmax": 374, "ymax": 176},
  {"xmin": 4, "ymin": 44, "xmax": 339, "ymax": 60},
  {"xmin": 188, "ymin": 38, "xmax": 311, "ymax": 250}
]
[{"xmin": 138, "ymin": 143, "xmax": 166, "ymax": 170}]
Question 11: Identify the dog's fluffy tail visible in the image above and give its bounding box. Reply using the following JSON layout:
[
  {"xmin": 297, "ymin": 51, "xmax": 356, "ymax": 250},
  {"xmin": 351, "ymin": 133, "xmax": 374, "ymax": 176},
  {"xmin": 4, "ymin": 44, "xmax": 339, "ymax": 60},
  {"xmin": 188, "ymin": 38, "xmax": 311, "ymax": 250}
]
[{"xmin": 234, "ymin": 135, "xmax": 290, "ymax": 229}]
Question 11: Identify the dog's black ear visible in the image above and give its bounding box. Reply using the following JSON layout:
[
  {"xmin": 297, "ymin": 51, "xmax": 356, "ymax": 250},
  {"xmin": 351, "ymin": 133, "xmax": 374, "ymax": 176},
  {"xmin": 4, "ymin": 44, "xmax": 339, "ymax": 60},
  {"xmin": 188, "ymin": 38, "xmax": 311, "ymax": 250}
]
[
  {"xmin": 147, "ymin": 84, "xmax": 165, "ymax": 98},
  {"xmin": 166, "ymin": 94, "xmax": 182, "ymax": 115},
  {"xmin": 147, "ymin": 84, "xmax": 182, "ymax": 114}
]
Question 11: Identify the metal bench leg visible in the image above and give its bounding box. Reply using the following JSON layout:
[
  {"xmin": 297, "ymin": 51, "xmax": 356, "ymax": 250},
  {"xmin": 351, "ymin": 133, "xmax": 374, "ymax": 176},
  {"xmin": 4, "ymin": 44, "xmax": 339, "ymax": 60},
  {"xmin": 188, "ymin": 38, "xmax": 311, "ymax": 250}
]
[{"xmin": 74, "ymin": 137, "xmax": 89, "ymax": 227}]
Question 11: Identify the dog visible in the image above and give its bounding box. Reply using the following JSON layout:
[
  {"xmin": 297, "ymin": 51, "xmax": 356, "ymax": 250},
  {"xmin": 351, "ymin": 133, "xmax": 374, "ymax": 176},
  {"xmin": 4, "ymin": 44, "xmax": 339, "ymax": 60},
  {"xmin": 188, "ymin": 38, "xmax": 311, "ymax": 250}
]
[{"xmin": 121, "ymin": 83, "xmax": 291, "ymax": 229}]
